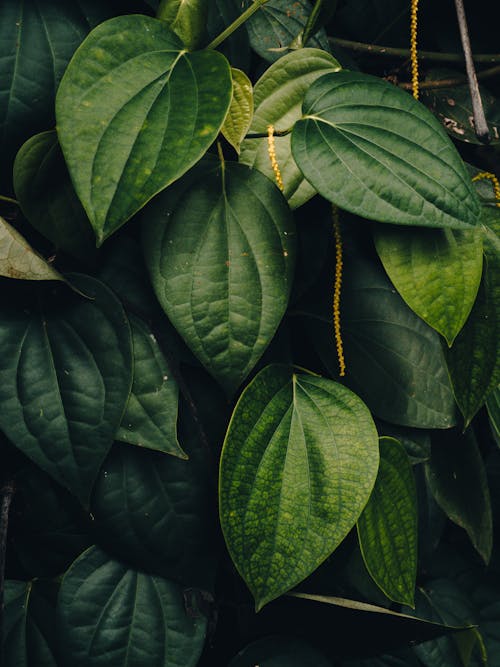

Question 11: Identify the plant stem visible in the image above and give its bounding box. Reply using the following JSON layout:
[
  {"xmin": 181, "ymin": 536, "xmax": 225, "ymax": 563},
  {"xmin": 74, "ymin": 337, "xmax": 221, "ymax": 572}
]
[
  {"xmin": 0, "ymin": 195, "xmax": 19, "ymax": 206},
  {"xmin": 396, "ymin": 64, "xmax": 500, "ymax": 90},
  {"xmin": 329, "ymin": 36, "xmax": 500, "ymax": 63},
  {"xmin": 206, "ymin": 0, "xmax": 270, "ymax": 50},
  {"xmin": 245, "ymin": 127, "xmax": 293, "ymax": 139},
  {"xmin": 0, "ymin": 481, "xmax": 15, "ymax": 635}
]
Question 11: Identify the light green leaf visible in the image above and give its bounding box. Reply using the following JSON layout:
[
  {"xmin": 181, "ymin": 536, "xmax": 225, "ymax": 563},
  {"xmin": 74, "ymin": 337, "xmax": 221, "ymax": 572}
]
[
  {"xmin": 142, "ymin": 158, "xmax": 296, "ymax": 395},
  {"xmin": 374, "ymin": 225, "xmax": 483, "ymax": 345},
  {"xmin": 426, "ymin": 429, "xmax": 492, "ymax": 563},
  {"xmin": 57, "ymin": 546, "xmax": 207, "ymax": 667},
  {"xmin": 0, "ymin": 275, "xmax": 133, "ymax": 505},
  {"xmin": 56, "ymin": 14, "xmax": 232, "ymax": 244},
  {"xmin": 157, "ymin": 0, "xmax": 208, "ymax": 49},
  {"xmin": 291, "ymin": 71, "xmax": 481, "ymax": 229},
  {"xmin": 219, "ymin": 364, "xmax": 379, "ymax": 610},
  {"xmin": 117, "ymin": 314, "xmax": 185, "ymax": 458},
  {"xmin": 239, "ymin": 48, "xmax": 341, "ymax": 208},
  {"xmin": 222, "ymin": 68, "xmax": 253, "ymax": 154},
  {"xmin": 13, "ymin": 131, "xmax": 95, "ymax": 261},
  {"xmin": 357, "ymin": 437, "xmax": 417, "ymax": 607},
  {"xmin": 0, "ymin": 217, "xmax": 64, "ymax": 282}
]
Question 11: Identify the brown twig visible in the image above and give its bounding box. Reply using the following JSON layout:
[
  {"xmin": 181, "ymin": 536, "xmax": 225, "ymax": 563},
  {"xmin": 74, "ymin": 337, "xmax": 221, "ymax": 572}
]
[{"xmin": 396, "ymin": 64, "xmax": 500, "ymax": 90}]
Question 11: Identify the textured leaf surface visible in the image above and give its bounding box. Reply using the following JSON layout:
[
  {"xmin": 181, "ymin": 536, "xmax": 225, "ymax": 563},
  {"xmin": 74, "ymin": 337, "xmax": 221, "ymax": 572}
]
[
  {"xmin": 157, "ymin": 0, "xmax": 208, "ymax": 49},
  {"xmin": 142, "ymin": 159, "xmax": 296, "ymax": 395},
  {"xmin": 240, "ymin": 48, "xmax": 341, "ymax": 208},
  {"xmin": 425, "ymin": 429, "xmax": 492, "ymax": 563},
  {"xmin": 374, "ymin": 224, "xmax": 483, "ymax": 345},
  {"xmin": 117, "ymin": 314, "xmax": 185, "ymax": 457},
  {"xmin": 56, "ymin": 14, "xmax": 232, "ymax": 243},
  {"xmin": 219, "ymin": 364, "xmax": 379, "ymax": 610},
  {"xmin": 357, "ymin": 437, "xmax": 417, "ymax": 607},
  {"xmin": 0, "ymin": 217, "xmax": 64, "ymax": 282},
  {"xmin": 13, "ymin": 131, "xmax": 95, "ymax": 261},
  {"xmin": 222, "ymin": 68, "xmax": 253, "ymax": 154},
  {"xmin": 291, "ymin": 71, "xmax": 481, "ymax": 229},
  {"xmin": 57, "ymin": 546, "xmax": 207, "ymax": 667},
  {"xmin": 0, "ymin": 275, "xmax": 132, "ymax": 505}
]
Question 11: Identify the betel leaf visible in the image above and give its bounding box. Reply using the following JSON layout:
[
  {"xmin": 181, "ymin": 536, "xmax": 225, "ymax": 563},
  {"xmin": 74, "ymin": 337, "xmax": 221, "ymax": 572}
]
[
  {"xmin": 142, "ymin": 158, "xmax": 296, "ymax": 396},
  {"xmin": 13, "ymin": 131, "xmax": 95, "ymax": 262},
  {"xmin": 117, "ymin": 314, "xmax": 185, "ymax": 458},
  {"xmin": 239, "ymin": 48, "xmax": 341, "ymax": 208},
  {"xmin": 425, "ymin": 429, "xmax": 493, "ymax": 564},
  {"xmin": 357, "ymin": 437, "xmax": 417, "ymax": 607},
  {"xmin": 57, "ymin": 546, "xmax": 207, "ymax": 667},
  {"xmin": 219, "ymin": 364, "xmax": 379, "ymax": 610},
  {"xmin": 0, "ymin": 274, "xmax": 133, "ymax": 505},
  {"xmin": 291, "ymin": 71, "xmax": 481, "ymax": 229},
  {"xmin": 56, "ymin": 14, "xmax": 232, "ymax": 244},
  {"xmin": 374, "ymin": 224, "xmax": 483, "ymax": 346},
  {"xmin": 0, "ymin": 217, "xmax": 64, "ymax": 282},
  {"xmin": 229, "ymin": 636, "xmax": 332, "ymax": 667},
  {"xmin": 157, "ymin": 0, "xmax": 208, "ymax": 50},
  {"xmin": 222, "ymin": 68, "xmax": 253, "ymax": 154}
]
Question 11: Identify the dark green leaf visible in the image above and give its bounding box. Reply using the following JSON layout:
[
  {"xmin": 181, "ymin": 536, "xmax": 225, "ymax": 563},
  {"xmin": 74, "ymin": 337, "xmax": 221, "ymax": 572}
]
[
  {"xmin": 426, "ymin": 429, "xmax": 492, "ymax": 563},
  {"xmin": 220, "ymin": 364, "xmax": 379, "ymax": 610},
  {"xmin": 377, "ymin": 421, "xmax": 431, "ymax": 464},
  {"xmin": 357, "ymin": 437, "xmax": 417, "ymax": 607},
  {"xmin": 206, "ymin": 0, "xmax": 250, "ymax": 71},
  {"xmin": 486, "ymin": 386, "xmax": 500, "ymax": 444},
  {"xmin": 142, "ymin": 159, "xmax": 296, "ymax": 395},
  {"xmin": 157, "ymin": 0, "xmax": 208, "ymax": 49},
  {"xmin": 229, "ymin": 636, "xmax": 332, "ymax": 667},
  {"xmin": 0, "ymin": 275, "xmax": 133, "ymax": 505},
  {"xmin": 291, "ymin": 71, "xmax": 481, "ymax": 229},
  {"xmin": 56, "ymin": 14, "xmax": 232, "ymax": 244},
  {"xmin": 57, "ymin": 546, "xmax": 207, "ymax": 667}
]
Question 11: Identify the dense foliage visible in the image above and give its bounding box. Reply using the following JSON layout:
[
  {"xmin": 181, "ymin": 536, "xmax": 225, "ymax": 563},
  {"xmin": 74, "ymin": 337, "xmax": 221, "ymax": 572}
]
[{"xmin": 0, "ymin": 0, "xmax": 499, "ymax": 665}]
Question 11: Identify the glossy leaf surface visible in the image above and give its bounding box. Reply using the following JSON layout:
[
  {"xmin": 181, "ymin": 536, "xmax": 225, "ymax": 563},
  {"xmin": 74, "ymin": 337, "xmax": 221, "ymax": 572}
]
[
  {"xmin": 357, "ymin": 437, "xmax": 417, "ymax": 607},
  {"xmin": 240, "ymin": 48, "xmax": 341, "ymax": 208},
  {"xmin": 56, "ymin": 14, "xmax": 232, "ymax": 243},
  {"xmin": 292, "ymin": 71, "xmax": 481, "ymax": 229},
  {"xmin": 143, "ymin": 159, "xmax": 296, "ymax": 395},
  {"xmin": 220, "ymin": 364, "xmax": 379, "ymax": 610},
  {"xmin": 222, "ymin": 68, "xmax": 253, "ymax": 154}
]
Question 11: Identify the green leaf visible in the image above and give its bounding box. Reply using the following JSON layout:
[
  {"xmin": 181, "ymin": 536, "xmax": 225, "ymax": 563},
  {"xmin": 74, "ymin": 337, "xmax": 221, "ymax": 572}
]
[
  {"xmin": 239, "ymin": 48, "xmax": 341, "ymax": 208},
  {"xmin": 0, "ymin": 275, "xmax": 133, "ymax": 505},
  {"xmin": 374, "ymin": 225, "xmax": 483, "ymax": 345},
  {"xmin": 117, "ymin": 314, "xmax": 185, "ymax": 457},
  {"xmin": 357, "ymin": 437, "xmax": 417, "ymax": 607},
  {"xmin": 219, "ymin": 364, "xmax": 379, "ymax": 610},
  {"xmin": 222, "ymin": 68, "xmax": 253, "ymax": 154},
  {"xmin": 206, "ymin": 0, "xmax": 250, "ymax": 71},
  {"xmin": 56, "ymin": 14, "xmax": 232, "ymax": 244},
  {"xmin": 0, "ymin": 217, "xmax": 64, "ymax": 282},
  {"xmin": 57, "ymin": 546, "xmax": 207, "ymax": 667},
  {"xmin": 229, "ymin": 637, "xmax": 332, "ymax": 667},
  {"xmin": 425, "ymin": 429, "xmax": 492, "ymax": 563},
  {"xmin": 157, "ymin": 0, "xmax": 208, "ymax": 50},
  {"xmin": 291, "ymin": 71, "xmax": 481, "ymax": 229},
  {"xmin": 142, "ymin": 158, "xmax": 296, "ymax": 395},
  {"xmin": 377, "ymin": 422, "xmax": 431, "ymax": 464},
  {"xmin": 13, "ymin": 131, "xmax": 95, "ymax": 261},
  {"xmin": 486, "ymin": 386, "xmax": 500, "ymax": 444}
]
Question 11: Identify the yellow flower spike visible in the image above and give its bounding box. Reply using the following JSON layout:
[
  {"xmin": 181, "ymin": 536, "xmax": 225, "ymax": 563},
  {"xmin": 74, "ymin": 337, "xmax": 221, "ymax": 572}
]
[
  {"xmin": 332, "ymin": 204, "xmax": 346, "ymax": 377},
  {"xmin": 410, "ymin": 0, "xmax": 419, "ymax": 100},
  {"xmin": 472, "ymin": 171, "xmax": 500, "ymax": 207},
  {"xmin": 267, "ymin": 124, "xmax": 284, "ymax": 192}
]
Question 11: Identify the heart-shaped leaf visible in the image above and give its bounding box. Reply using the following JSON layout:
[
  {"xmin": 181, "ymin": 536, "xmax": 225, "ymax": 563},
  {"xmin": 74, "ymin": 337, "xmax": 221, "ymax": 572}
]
[
  {"xmin": 239, "ymin": 48, "xmax": 341, "ymax": 208},
  {"xmin": 142, "ymin": 158, "xmax": 296, "ymax": 395},
  {"xmin": 57, "ymin": 546, "xmax": 207, "ymax": 667},
  {"xmin": 0, "ymin": 274, "xmax": 133, "ymax": 505},
  {"xmin": 222, "ymin": 68, "xmax": 253, "ymax": 154},
  {"xmin": 357, "ymin": 437, "xmax": 418, "ymax": 607},
  {"xmin": 56, "ymin": 14, "xmax": 232, "ymax": 244},
  {"xmin": 374, "ymin": 225, "xmax": 483, "ymax": 345},
  {"xmin": 291, "ymin": 71, "xmax": 481, "ymax": 229},
  {"xmin": 219, "ymin": 364, "xmax": 379, "ymax": 610}
]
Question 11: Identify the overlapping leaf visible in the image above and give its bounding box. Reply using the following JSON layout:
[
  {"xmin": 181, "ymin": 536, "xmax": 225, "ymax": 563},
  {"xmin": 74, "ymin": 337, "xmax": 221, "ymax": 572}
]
[
  {"xmin": 219, "ymin": 364, "xmax": 379, "ymax": 610},
  {"xmin": 222, "ymin": 68, "xmax": 253, "ymax": 154},
  {"xmin": 291, "ymin": 71, "xmax": 481, "ymax": 229},
  {"xmin": 56, "ymin": 14, "xmax": 232, "ymax": 244},
  {"xmin": 142, "ymin": 158, "xmax": 296, "ymax": 395},
  {"xmin": 157, "ymin": 0, "xmax": 208, "ymax": 50}
]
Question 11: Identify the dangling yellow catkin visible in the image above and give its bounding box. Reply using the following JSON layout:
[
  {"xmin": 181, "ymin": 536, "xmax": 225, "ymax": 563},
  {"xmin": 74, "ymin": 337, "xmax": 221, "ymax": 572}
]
[
  {"xmin": 267, "ymin": 124, "xmax": 284, "ymax": 192},
  {"xmin": 472, "ymin": 171, "xmax": 500, "ymax": 207},
  {"xmin": 332, "ymin": 205, "xmax": 346, "ymax": 377},
  {"xmin": 410, "ymin": 0, "xmax": 419, "ymax": 100}
]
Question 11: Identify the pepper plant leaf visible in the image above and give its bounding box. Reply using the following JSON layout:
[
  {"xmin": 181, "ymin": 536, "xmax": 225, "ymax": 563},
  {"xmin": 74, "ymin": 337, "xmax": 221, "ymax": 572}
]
[
  {"xmin": 222, "ymin": 68, "xmax": 254, "ymax": 154},
  {"xmin": 291, "ymin": 71, "xmax": 481, "ymax": 229},
  {"xmin": 142, "ymin": 158, "xmax": 296, "ymax": 396},
  {"xmin": 157, "ymin": 0, "xmax": 208, "ymax": 50},
  {"xmin": 219, "ymin": 364, "xmax": 379, "ymax": 610},
  {"xmin": 56, "ymin": 14, "xmax": 232, "ymax": 244}
]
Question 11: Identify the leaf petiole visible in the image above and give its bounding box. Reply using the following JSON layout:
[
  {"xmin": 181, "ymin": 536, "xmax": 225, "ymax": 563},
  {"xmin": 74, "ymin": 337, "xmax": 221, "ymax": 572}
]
[{"xmin": 206, "ymin": 0, "xmax": 270, "ymax": 50}]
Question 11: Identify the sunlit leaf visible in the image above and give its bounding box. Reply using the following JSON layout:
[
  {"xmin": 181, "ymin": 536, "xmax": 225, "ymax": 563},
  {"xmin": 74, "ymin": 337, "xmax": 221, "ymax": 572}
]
[
  {"xmin": 222, "ymin": 68, "xmax": 253, "ymax": 154},
  {"xmin": 157, "ymin": 0, "xmax": 208, "ymax": 49}
]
